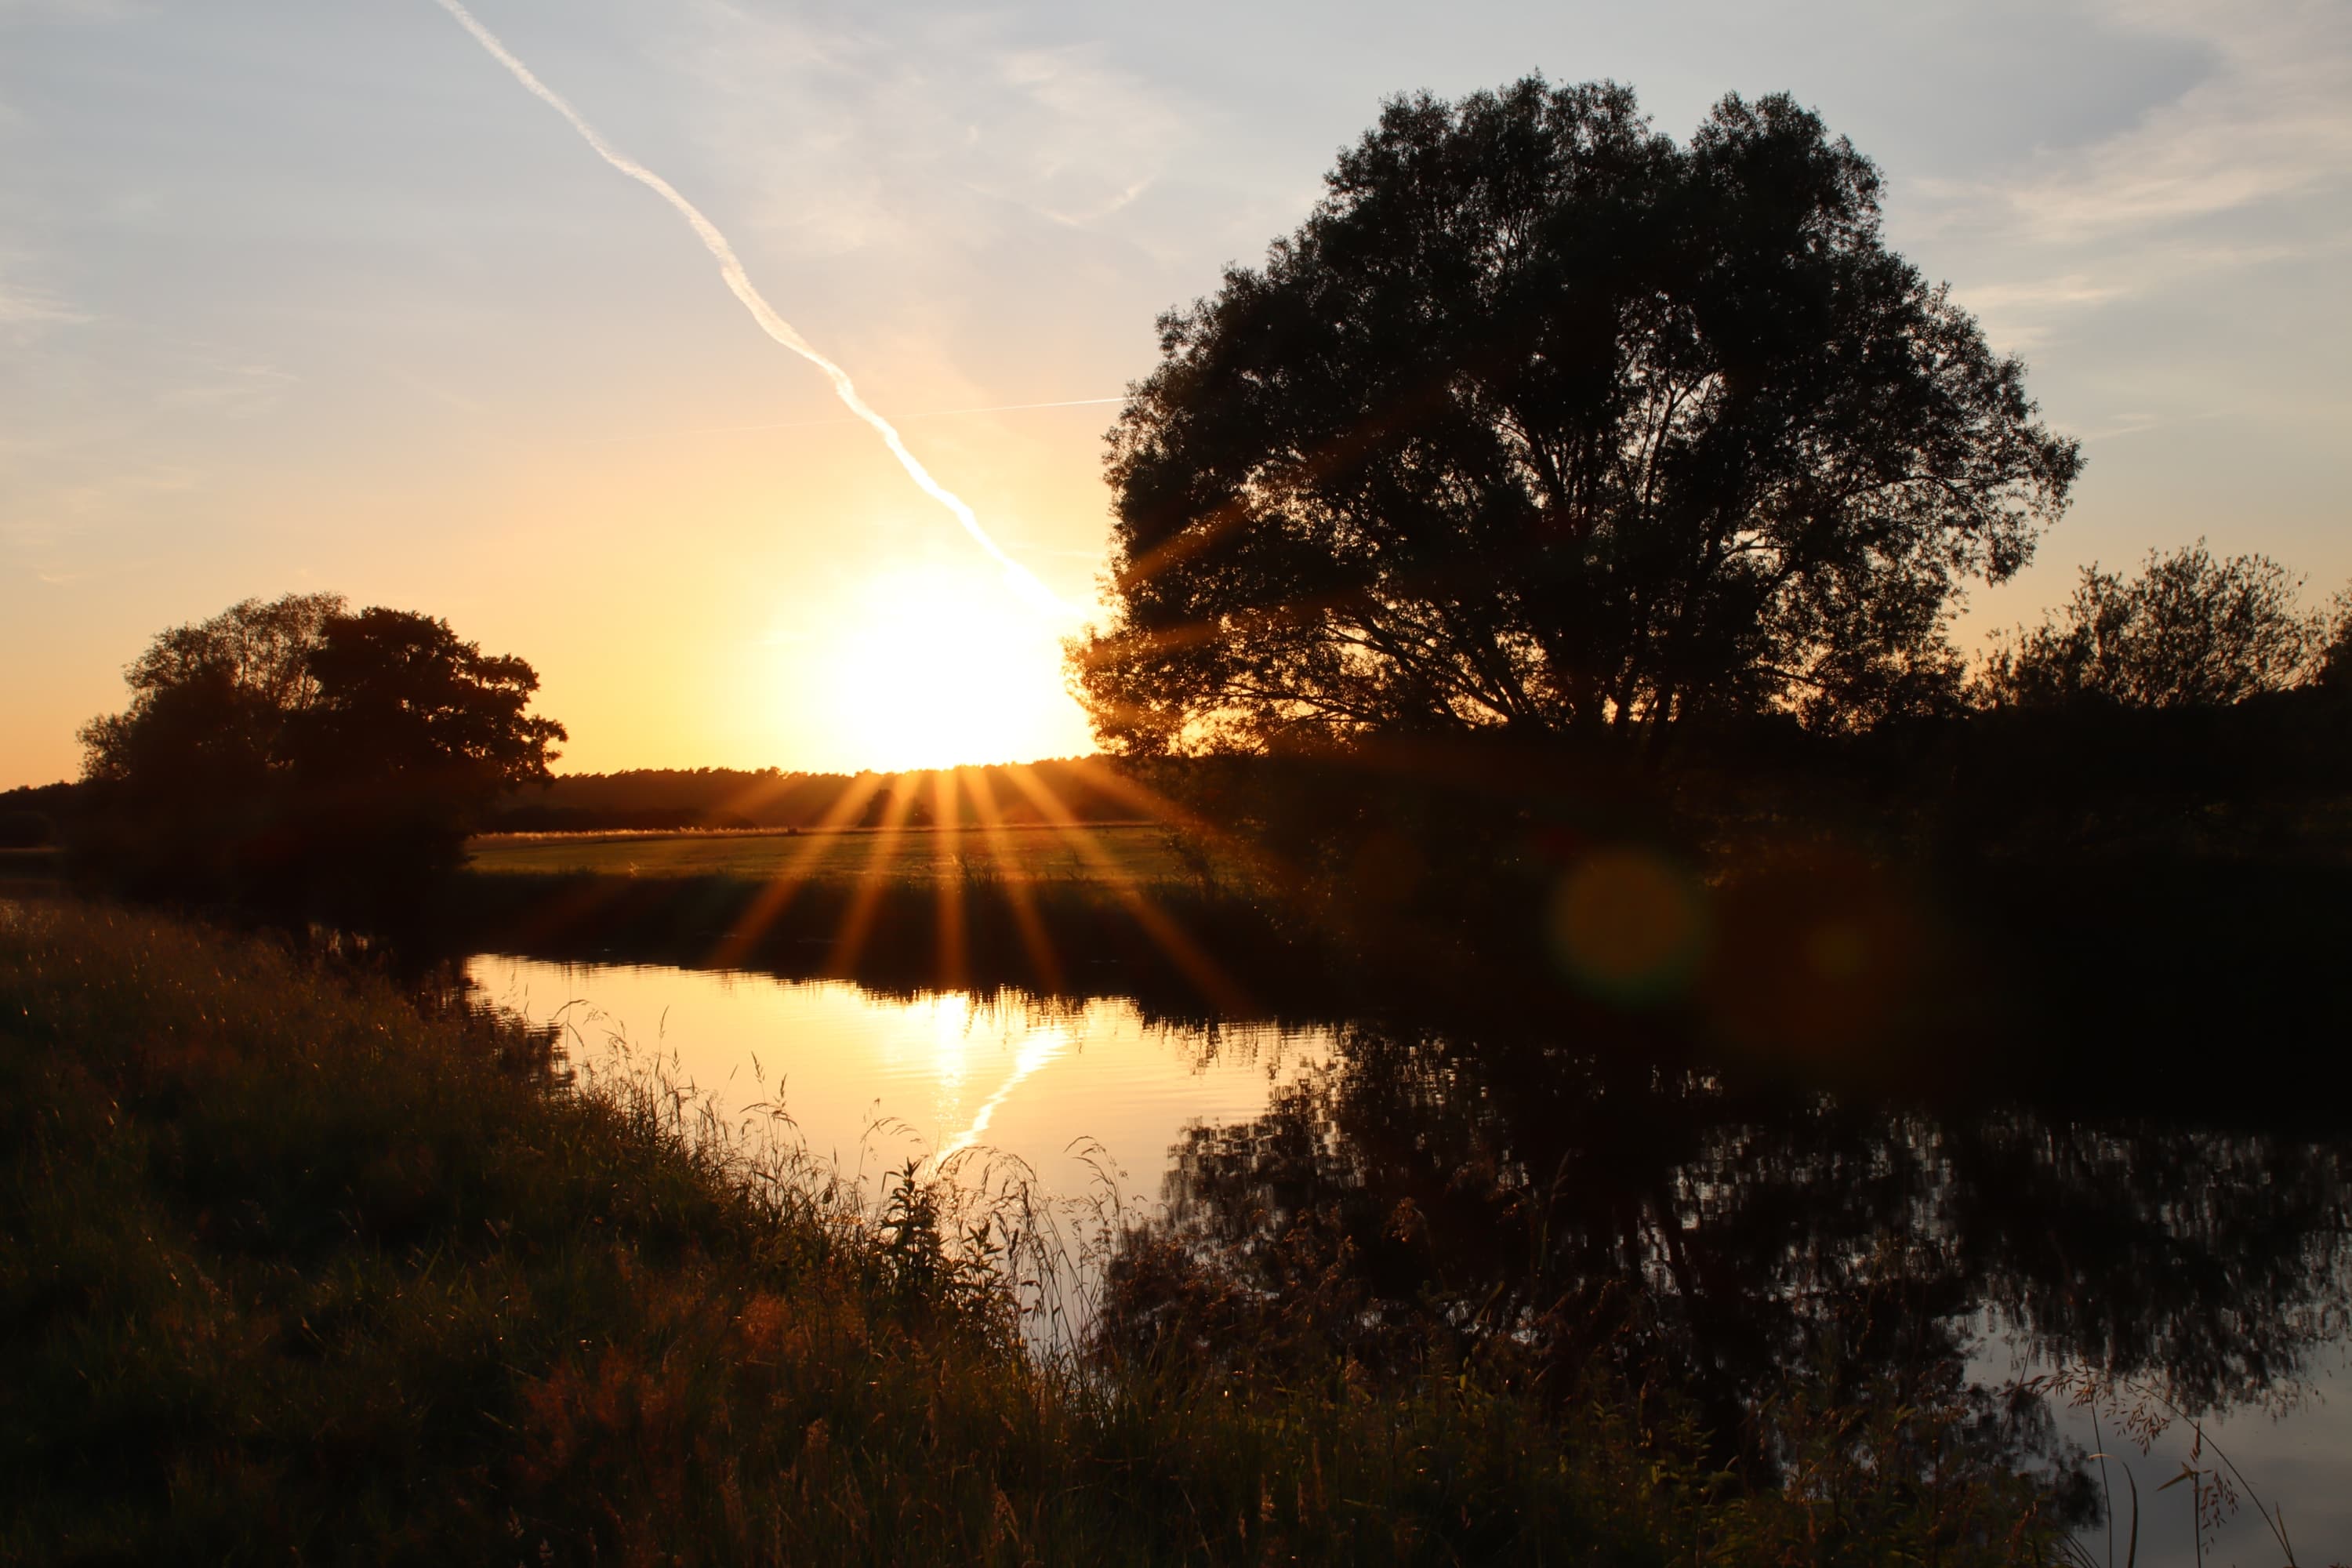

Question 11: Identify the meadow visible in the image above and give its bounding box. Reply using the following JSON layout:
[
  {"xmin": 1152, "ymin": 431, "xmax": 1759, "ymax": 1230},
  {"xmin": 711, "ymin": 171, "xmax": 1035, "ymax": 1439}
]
[{"xmin": 466, "ymin": 820, "xmax": 1223, "ymax": 887}]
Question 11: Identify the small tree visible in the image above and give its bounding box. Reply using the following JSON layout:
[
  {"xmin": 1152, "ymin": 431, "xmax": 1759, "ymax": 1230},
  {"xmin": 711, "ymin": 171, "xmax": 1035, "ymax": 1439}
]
[
  {"xmin": 78, "ymin": 592, "xmax": 344, "ymax": 790},
  {"xmin": 1073, "ymin": 78, "xmax": 2079, "ymax": 755},
  {"xmin": 1973, "ymin": 542, "xmax": 2328, "ymax": 710},
  {"xmin": 2318, "ymin": 590, "xmax": 2352, "ymax": 698},
  {"xmin": 78, "ymin": 593, "xmax": 564, "ymax": 906}
]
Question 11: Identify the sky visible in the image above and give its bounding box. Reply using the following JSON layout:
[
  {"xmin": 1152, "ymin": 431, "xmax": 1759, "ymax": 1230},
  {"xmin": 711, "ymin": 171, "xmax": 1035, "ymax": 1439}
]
[{"xmin": 2, "ymin": 0, "xmax": 2347, "ymax": 786}]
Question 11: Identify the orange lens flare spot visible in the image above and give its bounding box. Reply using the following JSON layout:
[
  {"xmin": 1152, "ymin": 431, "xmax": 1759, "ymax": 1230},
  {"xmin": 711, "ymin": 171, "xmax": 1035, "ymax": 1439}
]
[{"xmin": 1547, "ymin": 848, "xmax": 1708, "ymax": 1004}]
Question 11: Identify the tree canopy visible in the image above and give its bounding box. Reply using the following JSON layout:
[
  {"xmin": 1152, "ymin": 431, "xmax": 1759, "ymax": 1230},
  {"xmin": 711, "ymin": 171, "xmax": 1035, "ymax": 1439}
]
[
  {"xmin": 78, "ymin": 593, "xmax": 564, "ymax": 905},
  {"xmin": 1973, "ymin": 541, "xmax": 2332, "ymax": 711},
  {"xmin": 1073, "ymin": 78, "xmax": 2082, "ymax": 754}
]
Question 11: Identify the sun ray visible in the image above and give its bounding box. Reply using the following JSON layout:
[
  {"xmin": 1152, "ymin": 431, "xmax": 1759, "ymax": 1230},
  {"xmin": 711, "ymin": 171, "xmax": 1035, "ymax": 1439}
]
[
  {"xmin": 1000, "ymin": 763, "xmax": 1250, "ymax": 1012},
  {"xmin": 706, "ymin": 771, "xmax": 889, "ymax": 970},
  {"xmin": 962, "ymin": 766, "xmax": 1065, "ymax": 993},
  {"xmin": 931, "ymin": 769, "xmax": 969, "ymax": 990},
  {"xmin": 1062, "ymin": 762, "xmax": 1293, "ymax": 891},
  {"xmin": 826, "ymin": 775, "xmax": 920, "ymax": 978}
]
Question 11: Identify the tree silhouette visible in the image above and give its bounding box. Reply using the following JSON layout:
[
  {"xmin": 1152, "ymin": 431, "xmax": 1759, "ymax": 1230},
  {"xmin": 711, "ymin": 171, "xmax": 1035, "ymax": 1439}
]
[
  {"xmin": 1974, "ymin": 540, "xmax": 2329, "ymax": 710},
  {"xmin": 1073, "ymin": 79, "xmax": 2081, "ymax": 755},
  {"xmin": 77, "ymin": 593, "xmax": 564, "ymax": 909},
  {"xmin": 286, "ymin": 608, "xmax": 566, "ymax": 896}
]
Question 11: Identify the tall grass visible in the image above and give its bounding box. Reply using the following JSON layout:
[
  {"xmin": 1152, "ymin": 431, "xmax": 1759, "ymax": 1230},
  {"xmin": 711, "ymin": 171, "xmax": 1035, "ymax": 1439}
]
[{"xmin": 2, "ymin": 899, "xmax": 2078, "ymax": 1563}]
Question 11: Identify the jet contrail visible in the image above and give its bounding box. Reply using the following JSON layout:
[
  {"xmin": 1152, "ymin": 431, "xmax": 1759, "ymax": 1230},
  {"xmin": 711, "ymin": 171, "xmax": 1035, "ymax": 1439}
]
[{"xmin": 430, "ymin": 0, "xmax": 1071, "ymax": 617}]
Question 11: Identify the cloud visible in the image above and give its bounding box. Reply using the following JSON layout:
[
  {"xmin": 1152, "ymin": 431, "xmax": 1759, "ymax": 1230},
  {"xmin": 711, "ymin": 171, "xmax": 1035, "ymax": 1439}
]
[
  {"xmin": 675, "ymin": 2, "xmax": 1191, "ymax": 258},
  {"xmin": 153, "ymin": 360, "xmax": 296, "ymax": 420},
  {"xmin": 0, "ymin": 274, "xmax": 88, "ymax": 329},
  {"xmin": 1921, "ymin": 1, "xmax": 2352, "ymax": 357},
  {"xmin": 1929, "ymin": 0, "xmax": 2352, "ymax": 244}
]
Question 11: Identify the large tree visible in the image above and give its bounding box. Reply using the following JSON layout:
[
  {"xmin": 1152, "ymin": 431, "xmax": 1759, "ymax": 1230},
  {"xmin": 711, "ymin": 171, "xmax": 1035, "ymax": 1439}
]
[{"xmin": 1073, "ymin": 79, "xmax": 2082, "ymax": 753}]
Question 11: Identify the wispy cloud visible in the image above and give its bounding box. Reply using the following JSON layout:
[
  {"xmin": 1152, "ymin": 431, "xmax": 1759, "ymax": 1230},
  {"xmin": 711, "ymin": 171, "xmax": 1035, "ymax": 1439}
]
[
  {"xmin": 0, "ymin": 274, "xmax": 88, "ymax": 329},
  {"xmin": 1927, "ymin": 0, "xmax": 2352, "ymax": 359},
  {"xmin": 0, "ymin": 462, "xmax": 200, "ymax": 551},
  {"xmin": 678, "ymin": 3, "xmax": 1191, "ymax": 257},
  {"xmin": 154, "ymin": 360, "xmax": 296, "ymax": 419},
  {"xmin": 1929, "ymin": 0, "xmax": 2352, "ymax": 245}
]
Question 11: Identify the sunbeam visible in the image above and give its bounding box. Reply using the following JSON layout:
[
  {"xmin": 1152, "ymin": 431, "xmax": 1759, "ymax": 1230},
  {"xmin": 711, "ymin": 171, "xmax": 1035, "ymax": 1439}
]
[
  {"xmin": 1001, "ymin": 763, "xmax": 1249, "ymax": 1012},
  {"xmin": 826, "ymin": 776, "xmax": 920, "ymax": 977},
  {"xmin": 962, "ymin": 768, "xmax": 1066, "ymax": 993},
  {"xmin": 931, "ymin": 770, "xmax": 970, "ymax": 989},
  {"xmin": 705, "ymin": 771, "xmax": 890, "ymax": 971}
]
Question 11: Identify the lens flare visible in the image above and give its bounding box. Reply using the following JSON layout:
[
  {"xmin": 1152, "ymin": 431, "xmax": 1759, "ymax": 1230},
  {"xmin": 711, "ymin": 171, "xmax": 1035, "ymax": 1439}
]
[{"xmin": 1547, "ymin": 847, "xmax": 1708, "ymax": 1005}]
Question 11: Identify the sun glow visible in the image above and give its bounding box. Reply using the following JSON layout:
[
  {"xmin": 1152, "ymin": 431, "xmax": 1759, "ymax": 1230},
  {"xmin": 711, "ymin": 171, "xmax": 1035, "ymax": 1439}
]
[{"xmin": 816, "ymin": 562, "xmax": 1093, "ymax": 772}]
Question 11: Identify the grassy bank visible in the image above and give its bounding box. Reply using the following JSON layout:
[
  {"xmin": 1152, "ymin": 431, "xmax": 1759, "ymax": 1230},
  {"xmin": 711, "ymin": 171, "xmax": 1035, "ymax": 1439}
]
[{"xmin": 1, "ymin": 901, "xmax": 2075, "ymax": 1563}]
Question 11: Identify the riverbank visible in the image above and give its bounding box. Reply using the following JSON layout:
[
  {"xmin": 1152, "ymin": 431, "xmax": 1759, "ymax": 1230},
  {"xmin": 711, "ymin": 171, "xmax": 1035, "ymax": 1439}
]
[
  {"xmin": 439, "ymin": 823, "xmax": 2352, "ymax": 1123},
  {"xmin": 1, "ymin": 900, "xmax": 2074, "ymax": 1563}
]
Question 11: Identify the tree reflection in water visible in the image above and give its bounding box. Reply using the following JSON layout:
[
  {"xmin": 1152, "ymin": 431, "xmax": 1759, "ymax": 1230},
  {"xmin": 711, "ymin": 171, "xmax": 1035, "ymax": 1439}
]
[{"xmin": 1119, "ymin": 1022, "xmax": 2350, "ymax": 1490}]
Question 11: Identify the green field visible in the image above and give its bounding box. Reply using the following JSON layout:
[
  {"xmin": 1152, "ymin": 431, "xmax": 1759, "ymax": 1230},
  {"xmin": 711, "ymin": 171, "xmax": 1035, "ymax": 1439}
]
[{"xmin": 465, "ymin": 822, "xmax": 1220, "ymax": 886}]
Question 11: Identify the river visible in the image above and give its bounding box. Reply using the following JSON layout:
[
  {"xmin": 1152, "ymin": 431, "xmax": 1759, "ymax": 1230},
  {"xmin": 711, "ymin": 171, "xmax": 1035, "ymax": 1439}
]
[{"xmin": 469, "ymin": 951, "xmax": 2350, "ymax": 1568}]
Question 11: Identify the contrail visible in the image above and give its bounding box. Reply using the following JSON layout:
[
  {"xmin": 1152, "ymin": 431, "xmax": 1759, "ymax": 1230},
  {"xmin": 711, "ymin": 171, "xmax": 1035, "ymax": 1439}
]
[{"xmin": 430, "ymin": 0, "xmax": 1071, "ymax": 617}]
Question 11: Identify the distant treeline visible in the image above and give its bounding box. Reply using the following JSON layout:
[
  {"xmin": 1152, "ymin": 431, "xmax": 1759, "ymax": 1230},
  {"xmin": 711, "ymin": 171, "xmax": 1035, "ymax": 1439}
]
[
  {"xmin": 488, "ymin": 757, "xmax": 1148, "ymax": 834},
  {"xmin": 0, "ymin": 780, "xmax": 76, "ymax": 848}
]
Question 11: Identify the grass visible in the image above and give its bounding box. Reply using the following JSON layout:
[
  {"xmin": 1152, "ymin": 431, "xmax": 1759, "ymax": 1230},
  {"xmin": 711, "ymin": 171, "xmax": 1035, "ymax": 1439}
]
[
  {"xmin": 1, "ymin": 898, "xmax": 2079, "ymax": 1563},
  {"xmin": 466, "ymin": 822, "xmax": 1236, "ymax": 887}
]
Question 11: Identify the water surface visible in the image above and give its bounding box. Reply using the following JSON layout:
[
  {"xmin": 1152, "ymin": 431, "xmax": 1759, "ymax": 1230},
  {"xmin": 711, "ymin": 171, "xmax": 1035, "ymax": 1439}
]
[
  {"xmin": 468, "ymin": 953, "xmax": 1329, "ymax": 1203},
  {"xmin": 468, "ymin": 952, "xmax": 2350, "ymax": 1568}
]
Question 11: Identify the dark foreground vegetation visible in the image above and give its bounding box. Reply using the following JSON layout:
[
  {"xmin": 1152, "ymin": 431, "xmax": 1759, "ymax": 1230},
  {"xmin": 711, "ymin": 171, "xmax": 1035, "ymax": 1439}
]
[{"xmin": 0, "ymin": 901, "xmax": 2092, "ymax": 1564}]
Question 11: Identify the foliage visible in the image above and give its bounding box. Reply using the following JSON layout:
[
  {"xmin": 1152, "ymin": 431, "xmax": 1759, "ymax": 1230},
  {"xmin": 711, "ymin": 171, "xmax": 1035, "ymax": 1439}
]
[
  {"xmin": 1974, "ymin": 540, "xmax": 2332, "ymax": 710},
  {"xmin": 77, "ymin": 591, "xmax": 343, "ymax": 790},
  {"xmin": 0, "ymin": 901, "xmax": 2082, "ymax": 1563},
  {"xmin": 1074, "ymin": 78, "xmax": 2079, "ymax": 755},
  {"xmin": 74, "ymin": 593, "xmax": 564, "ymax": 908},
  {"xmin": 2312, "ymin": 585, "xmax": 2352, "ymax": 697}
]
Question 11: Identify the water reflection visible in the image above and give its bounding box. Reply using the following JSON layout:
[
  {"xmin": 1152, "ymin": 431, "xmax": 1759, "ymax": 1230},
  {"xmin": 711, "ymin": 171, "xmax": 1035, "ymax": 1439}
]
[
  {"xmin": 463, "ymin": 953, "xmax": 2350, "ymax": 1566},
  {"xmin": 466, "ymin": 953, "xmax": 1330, "ymax": 1207},
  {"xmin": 1138, "ymin": 1023, "xmax": 2352, "ymax": 1566}
]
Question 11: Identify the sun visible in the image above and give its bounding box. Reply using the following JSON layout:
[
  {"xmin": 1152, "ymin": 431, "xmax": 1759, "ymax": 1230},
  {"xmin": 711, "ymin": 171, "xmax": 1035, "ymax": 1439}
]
[{"xmin": 816, "ymin": 562, "xmax": 1093, "ymax": 772}]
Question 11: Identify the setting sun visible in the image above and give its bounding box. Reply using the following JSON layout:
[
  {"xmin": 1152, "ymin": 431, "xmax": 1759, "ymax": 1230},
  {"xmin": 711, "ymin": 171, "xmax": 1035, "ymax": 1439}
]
[{"xmin": 815, "ymin": 561, "xmax": 1094, "ymax": 773}]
